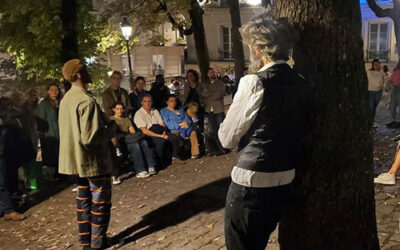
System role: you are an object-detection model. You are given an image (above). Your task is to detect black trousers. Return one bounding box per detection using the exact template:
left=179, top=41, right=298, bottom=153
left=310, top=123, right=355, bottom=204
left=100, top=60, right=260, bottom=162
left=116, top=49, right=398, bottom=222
left=0, top=157, right=14, bottom=216
left=150, top=133, right=182, bottom=160
left=224, top=182, right=292, bottom=250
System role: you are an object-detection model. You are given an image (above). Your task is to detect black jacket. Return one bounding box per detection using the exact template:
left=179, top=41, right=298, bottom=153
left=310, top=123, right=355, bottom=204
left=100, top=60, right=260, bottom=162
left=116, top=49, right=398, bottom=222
left=237, top=64, right=309, bottom=173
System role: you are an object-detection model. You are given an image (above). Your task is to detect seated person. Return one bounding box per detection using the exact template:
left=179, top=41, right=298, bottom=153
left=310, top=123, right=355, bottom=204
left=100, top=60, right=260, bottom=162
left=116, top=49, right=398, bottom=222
left=112, top=102, right=157, bottom=179
left=134, top=94, right=183, bottom=162
left=161, top=95, right=200, bottom=159
left=186, top=101, right=200, bottom=129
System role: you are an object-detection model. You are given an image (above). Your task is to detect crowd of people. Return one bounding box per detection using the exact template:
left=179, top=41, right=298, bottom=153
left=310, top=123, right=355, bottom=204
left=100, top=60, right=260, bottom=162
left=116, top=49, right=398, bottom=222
left=368, top=59, right=400, bottom=186
left=0, top=62, right=234, bottom=222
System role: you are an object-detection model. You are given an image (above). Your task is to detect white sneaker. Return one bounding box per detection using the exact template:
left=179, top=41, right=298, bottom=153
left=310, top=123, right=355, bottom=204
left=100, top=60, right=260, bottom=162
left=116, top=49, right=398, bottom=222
left=112, top=176, right=122, bottom=185
left=136, top=171, right=150, bottom=178
left=72, top=186, right=78, bottom=192
left=374, top=172, right=396, bottom=185
left=148, top=167, right=157, bottom=176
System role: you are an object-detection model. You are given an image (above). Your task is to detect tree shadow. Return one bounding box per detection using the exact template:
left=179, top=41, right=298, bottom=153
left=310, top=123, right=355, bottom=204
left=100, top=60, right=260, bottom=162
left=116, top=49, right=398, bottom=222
left=112, top=177, right=230, bottom=247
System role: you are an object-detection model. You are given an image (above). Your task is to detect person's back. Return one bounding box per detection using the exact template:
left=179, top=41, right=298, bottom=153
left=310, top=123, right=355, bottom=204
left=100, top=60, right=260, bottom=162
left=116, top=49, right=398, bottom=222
left=238, top=64, right=309, bottom=173
left=59, top=85, right=112, bottom=177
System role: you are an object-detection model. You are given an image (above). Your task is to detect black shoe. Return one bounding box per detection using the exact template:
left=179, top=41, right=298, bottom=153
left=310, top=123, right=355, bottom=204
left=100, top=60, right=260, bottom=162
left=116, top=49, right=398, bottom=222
left=101, top=237, right=120, bottom=249
left=386, top=121, right=397, bottom=128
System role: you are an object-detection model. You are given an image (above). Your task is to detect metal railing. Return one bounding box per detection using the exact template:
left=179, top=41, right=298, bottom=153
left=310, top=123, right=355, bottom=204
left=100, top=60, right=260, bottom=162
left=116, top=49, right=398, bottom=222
left=365, top=50, right=390, bottom=62
left=218, top=49, right=233, bottom=61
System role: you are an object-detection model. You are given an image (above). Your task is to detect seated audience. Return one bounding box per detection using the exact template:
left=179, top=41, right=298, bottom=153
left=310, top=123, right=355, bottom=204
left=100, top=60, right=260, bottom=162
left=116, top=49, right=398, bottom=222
left=134, top=94, right=183, bottom=163
left=161, top=95, right=200, bottom=159
left=113, top=102, right=157, bottom=180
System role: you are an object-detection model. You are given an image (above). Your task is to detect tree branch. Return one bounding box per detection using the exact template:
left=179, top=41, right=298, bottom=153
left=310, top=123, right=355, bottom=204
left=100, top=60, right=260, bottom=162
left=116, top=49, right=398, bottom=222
left=366, top=0, right=395, bottom=18
left=154, top=0, right=193, bottom=36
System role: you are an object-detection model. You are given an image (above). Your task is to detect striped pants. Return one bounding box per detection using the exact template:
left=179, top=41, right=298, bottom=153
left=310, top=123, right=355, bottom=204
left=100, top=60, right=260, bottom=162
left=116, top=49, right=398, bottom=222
left=76, top=176, right=112, bottom=249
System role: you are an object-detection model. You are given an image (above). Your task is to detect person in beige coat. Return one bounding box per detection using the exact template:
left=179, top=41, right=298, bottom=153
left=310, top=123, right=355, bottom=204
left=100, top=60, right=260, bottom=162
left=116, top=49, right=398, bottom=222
left=59, top=59, right=117, bottom=250
left=202, top=68, right=226, bottom=156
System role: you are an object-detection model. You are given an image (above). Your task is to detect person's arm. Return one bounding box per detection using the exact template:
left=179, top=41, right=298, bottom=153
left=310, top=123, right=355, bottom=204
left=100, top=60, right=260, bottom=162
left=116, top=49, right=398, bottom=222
left=218, top=75, right=264, bottom=149
left=36, top=101, right=48, bottom=134
left=101, top=91, right=113, bottom=117
left=181, top=108, right=192, bottom=127
left=78, top=100, right=106, bottom=149
left=160, top=109, right=179, bottom=130
left=126, top=119, right=136, bottom=134
left=139, top=127, right=167, bottom=139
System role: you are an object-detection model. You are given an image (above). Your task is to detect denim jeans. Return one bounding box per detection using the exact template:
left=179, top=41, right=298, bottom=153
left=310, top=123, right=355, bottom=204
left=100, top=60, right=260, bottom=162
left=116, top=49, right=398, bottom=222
left=127, top=140, right=156, bottom=173
left=0, top=157, right=14, bottom=216
left=390, top=87, right=400, bottom=121
left=369, top=90, right=382, bottom=120
left=205, top=112, right=225, bottom=154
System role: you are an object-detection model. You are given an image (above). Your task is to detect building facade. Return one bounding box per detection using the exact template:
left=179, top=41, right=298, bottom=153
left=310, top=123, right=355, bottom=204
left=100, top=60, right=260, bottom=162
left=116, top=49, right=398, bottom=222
left=360, top=0, right=397, bottom=68
left=186, top=0, right=264, bottom=73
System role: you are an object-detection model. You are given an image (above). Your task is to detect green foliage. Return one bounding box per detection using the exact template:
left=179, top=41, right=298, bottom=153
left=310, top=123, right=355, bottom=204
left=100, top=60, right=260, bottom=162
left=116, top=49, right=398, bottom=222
left=87, top=62, right=111, bottom=97
left=0, top=0, right=99, bottom=82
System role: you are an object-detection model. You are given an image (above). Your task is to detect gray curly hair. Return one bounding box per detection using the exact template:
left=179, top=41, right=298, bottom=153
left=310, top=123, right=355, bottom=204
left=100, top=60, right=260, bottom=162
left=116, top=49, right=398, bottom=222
left=240, top=12, right=298, bottom=62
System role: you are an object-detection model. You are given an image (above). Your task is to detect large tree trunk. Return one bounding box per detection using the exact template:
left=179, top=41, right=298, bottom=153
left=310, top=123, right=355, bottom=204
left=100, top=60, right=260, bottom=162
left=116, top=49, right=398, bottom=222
left=189, top=0, right=210, bottom=82
left=271, top=1, right=379, bottom=249
left=60, top=0, right=79, bottom=91
left=228, top=0, right=246, bottom=93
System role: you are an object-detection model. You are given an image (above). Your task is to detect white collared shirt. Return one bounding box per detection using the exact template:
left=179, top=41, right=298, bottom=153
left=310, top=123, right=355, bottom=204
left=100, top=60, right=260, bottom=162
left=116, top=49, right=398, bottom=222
left=218, top=60, right=287, bottom=149
left=134, top=107, right=164, bottom=129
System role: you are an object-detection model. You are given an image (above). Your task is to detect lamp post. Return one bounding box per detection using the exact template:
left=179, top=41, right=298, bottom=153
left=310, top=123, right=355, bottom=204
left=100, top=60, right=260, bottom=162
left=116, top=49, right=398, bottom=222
left=120, top=17, right=133, bottom=79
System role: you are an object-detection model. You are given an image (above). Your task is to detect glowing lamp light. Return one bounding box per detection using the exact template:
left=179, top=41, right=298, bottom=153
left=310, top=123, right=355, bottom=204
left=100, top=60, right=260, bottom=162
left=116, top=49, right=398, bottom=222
left=244, top=0, right=262, bottom=5
left=120, top=17, right=132, bottom=40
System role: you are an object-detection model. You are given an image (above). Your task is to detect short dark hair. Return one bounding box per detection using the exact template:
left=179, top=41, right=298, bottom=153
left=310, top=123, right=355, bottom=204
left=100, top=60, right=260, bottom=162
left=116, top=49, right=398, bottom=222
left=165, top=94, right=177, bottom=102
left=135, top=76, right=145, bottom=83
left=112, top=101, right=125, bottom=109
left=141, top=94, right=153, bottom=102
left=111, top=71, right=122, bottom=78
left=69, top=65, right=91, bottom=84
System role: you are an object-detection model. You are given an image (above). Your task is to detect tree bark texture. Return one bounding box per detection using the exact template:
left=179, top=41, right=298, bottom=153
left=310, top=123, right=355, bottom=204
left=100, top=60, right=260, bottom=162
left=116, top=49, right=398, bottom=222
left=189, top=0, right=210, bottom=82
left=60, top=0, right=79, bottom=91
left=228, top=0, right=246, bottom=89
left=272, top=1, right=379, bottom=249
left=367, top=0, right=400, bottom=61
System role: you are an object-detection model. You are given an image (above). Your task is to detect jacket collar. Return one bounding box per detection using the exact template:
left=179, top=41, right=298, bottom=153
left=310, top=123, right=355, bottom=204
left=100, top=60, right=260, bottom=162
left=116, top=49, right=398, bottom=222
left=257, top=60, right=287, bottom=73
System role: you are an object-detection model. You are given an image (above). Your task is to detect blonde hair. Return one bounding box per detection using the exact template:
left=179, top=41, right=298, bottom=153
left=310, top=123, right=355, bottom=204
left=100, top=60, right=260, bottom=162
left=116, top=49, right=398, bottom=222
left=240, top=12, right=298, bottom=62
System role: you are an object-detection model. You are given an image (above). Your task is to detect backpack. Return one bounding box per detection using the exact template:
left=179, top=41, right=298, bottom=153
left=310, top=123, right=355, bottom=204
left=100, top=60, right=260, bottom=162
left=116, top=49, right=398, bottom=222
left=391, top=68, right=400, bottom=86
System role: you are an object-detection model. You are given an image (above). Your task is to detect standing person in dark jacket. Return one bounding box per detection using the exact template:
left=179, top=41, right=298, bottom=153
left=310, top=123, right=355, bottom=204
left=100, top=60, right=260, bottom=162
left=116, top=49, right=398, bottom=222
left=101, top=71, right=131, bottom=117
left=150, top=74, right=170, bottom=110
left=36, top=84, right=62, bottom=180
left=0, top=94, right=27, bottom=220
left=219, top=13, right=309, bottom=250
left=128, top=76, right=149, bottom=116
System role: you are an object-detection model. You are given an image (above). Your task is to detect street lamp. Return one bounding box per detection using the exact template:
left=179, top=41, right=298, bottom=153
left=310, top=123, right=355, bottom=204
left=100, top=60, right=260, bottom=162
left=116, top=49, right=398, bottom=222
left=120, top=17, right=133, bottom=79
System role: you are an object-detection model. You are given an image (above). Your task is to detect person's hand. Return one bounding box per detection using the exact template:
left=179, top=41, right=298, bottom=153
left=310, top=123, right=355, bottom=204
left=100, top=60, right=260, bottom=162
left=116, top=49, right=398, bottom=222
left=179, top=121, right=189, bottom=129
left=160, top=131, right=168, bottom=140
left=111, top=137, right=118, bottom=147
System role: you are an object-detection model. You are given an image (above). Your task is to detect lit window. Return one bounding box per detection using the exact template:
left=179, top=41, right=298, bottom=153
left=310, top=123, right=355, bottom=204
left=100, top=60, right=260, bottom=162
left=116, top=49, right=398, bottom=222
left=221, top=26, right=233, bottom=60
left=367, top=22, right=390, bottom=61
left=240, top=0, right=262, bottom=6
left=152, top=55, right=165, bottom=76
